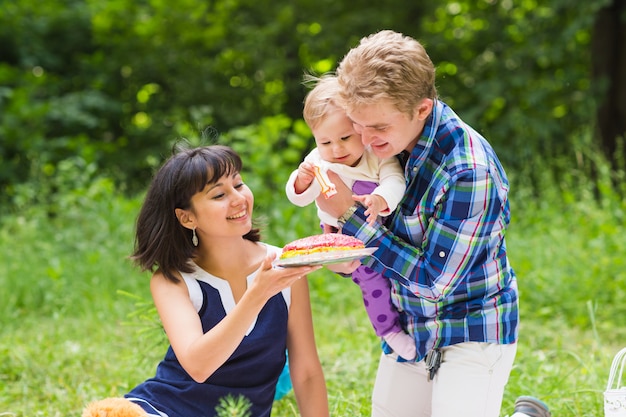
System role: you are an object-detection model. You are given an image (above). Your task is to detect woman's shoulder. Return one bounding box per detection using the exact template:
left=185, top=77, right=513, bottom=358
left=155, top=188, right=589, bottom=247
left=260, top=242, right=281, bottom=257
left=150, top=268, right=186, bottom=288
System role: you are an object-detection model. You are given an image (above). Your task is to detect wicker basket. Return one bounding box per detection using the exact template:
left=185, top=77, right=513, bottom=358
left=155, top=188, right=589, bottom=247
left=605, top=347, right=626, bottom=417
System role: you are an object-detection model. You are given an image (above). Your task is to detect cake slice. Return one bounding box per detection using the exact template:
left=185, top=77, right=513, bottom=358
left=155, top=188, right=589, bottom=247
left=280, top=233, right=365, bottom=259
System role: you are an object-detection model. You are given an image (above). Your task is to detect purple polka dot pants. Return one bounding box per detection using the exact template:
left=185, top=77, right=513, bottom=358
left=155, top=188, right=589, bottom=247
left=351, top=265, right=402, bottom=337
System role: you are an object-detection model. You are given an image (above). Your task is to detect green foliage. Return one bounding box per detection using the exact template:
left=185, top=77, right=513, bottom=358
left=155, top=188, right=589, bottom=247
left=507, top=146, right=626, bottom=334
left=0, top=172, right=143, bottom=323
left=421, top=0, right=611, bottom=172
left=2, top=0, right=619, bottom=209
left=215, top=394, right=253, bottom=417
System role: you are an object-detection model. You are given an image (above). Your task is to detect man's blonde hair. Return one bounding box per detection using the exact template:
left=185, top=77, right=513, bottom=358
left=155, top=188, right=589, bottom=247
left=302, top=74, right=341, bottom=130
left=337, top=30, right=437, bottom=118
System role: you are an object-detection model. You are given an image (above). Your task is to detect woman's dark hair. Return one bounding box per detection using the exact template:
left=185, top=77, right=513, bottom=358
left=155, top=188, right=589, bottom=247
left=131, top=143, right=261, bottom=282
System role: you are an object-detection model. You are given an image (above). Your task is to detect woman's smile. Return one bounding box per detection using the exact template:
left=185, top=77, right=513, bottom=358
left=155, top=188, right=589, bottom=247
left=227, top=208, right=248, bottom=220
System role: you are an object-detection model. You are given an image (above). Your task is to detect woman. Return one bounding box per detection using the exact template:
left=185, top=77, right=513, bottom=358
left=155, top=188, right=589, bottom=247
left=86, top=143, right=328, bottom=417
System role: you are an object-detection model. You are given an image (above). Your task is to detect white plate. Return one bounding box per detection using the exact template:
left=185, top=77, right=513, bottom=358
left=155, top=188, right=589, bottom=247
left=274, top=247, right=377, bottom=267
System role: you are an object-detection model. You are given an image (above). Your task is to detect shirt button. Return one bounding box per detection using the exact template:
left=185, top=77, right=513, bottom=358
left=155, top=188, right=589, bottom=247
left=439, top=251, right=446, bottom=258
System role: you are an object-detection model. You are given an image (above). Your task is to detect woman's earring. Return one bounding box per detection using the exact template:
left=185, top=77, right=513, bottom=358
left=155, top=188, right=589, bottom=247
left=192, top=227, right=199, bottom=247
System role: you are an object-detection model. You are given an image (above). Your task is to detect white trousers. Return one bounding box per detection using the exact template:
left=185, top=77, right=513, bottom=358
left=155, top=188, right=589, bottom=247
left=371, top=342, right=517, bottom=417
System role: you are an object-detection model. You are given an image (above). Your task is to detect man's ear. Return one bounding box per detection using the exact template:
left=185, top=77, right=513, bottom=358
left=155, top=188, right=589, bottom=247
left=175, top=208, right=195, bottom=230
left=415, top=98, right=434, bottom=121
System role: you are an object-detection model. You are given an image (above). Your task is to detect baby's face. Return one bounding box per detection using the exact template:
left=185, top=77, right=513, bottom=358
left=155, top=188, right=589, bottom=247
left=313, top=111, right=365, bottom=167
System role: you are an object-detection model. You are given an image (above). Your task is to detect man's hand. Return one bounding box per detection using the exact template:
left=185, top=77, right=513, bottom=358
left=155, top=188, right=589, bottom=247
left=315, top=170, right=355, bottom=218
left=325, top=259, right=361, bottom=275
left=320, top=223, right=339, bottom=234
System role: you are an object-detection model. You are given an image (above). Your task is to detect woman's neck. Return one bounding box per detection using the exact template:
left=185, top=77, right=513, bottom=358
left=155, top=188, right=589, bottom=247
left=193, top=238, right=265, bottom=280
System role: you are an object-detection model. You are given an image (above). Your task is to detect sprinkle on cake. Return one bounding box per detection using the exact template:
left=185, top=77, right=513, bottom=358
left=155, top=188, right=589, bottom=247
left=280, top=233, right=365, bottom=259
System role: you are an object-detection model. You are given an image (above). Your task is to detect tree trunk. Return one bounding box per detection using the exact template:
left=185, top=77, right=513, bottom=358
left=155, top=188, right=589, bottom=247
left=591, top=0, right=626, bottom=162
left=592, top=0, right=626, bottom=165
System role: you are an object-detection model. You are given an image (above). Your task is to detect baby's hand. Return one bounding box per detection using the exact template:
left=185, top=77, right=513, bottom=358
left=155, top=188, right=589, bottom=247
left=354, top=194, right=388, bottom=225
left=294, top=162, right=316, bottom=194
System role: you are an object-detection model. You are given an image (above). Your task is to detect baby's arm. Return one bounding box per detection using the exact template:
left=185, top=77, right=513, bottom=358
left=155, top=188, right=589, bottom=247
left=370, top=157, right=406, bottom=213
left=285, top=162, right=324, bottom=207
left=352, top=156, right=405, bottom=225
left=294, top=161, right=316, bottom=194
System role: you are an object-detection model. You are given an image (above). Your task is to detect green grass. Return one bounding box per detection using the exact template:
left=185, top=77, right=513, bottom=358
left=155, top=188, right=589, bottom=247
left=1, top=163, right=624, bottom=416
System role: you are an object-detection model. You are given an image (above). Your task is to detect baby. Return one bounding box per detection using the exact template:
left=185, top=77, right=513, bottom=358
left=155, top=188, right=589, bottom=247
left=285, top=74, right=416, bottom=360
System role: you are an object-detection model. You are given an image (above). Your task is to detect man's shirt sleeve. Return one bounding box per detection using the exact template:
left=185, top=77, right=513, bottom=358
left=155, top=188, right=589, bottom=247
left=342, top=167, right=507, bottom=302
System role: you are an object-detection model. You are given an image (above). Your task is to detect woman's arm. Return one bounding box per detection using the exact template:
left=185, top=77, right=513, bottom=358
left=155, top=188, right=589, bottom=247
left=152, top=256, right=319, bottom=383
left=286, top=276, right=329, bottom=417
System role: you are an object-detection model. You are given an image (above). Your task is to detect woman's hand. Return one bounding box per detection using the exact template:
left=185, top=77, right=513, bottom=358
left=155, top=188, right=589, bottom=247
left=251, top=253, right=321, bottom=301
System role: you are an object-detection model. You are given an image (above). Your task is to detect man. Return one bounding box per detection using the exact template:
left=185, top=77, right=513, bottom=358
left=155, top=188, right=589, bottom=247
left=316, top=30, right=520, bottom=417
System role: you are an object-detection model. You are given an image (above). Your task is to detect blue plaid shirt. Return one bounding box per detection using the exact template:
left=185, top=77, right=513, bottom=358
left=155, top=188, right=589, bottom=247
left=341, top=100, right=519, bottom=362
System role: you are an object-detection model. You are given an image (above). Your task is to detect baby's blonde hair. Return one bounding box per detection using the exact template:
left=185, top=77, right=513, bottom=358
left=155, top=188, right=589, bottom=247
left=302, top=73, right=342, bottom=130
left=337, top=30, right=437, bottom=118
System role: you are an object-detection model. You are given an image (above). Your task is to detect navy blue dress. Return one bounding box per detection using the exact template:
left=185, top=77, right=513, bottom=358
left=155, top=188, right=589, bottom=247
left=126, top=245, right=290, bottom=417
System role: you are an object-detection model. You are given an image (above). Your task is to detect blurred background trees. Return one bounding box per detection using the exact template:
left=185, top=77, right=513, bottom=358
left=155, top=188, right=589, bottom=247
left=0, top=0, right=624, bottom=208
left=1, top=5, right=625, bottom=413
